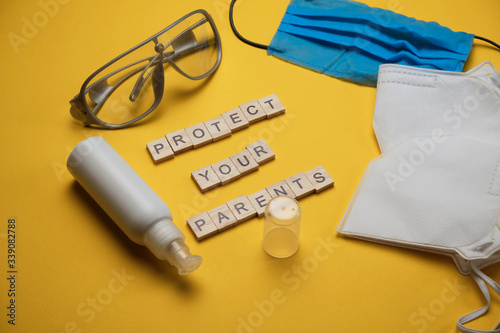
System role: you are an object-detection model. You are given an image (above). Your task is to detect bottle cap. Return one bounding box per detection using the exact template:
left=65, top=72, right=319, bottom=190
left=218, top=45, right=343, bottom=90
left=262, top=196, right=302, bottom=258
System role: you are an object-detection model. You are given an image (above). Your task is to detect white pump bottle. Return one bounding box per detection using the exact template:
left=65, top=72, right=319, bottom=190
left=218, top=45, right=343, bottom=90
left=67, top=137, right=202, bottom=275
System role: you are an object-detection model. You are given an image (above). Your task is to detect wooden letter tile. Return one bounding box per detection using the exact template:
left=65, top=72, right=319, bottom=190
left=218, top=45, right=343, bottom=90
left=226, top=195, right=257, bottom=223
left=186, top=212, right=218, bottom=241
left=246, top=139, right=275, bottom=165
left=229, top=150, right=259, bottom=176
left=146, top=137, right=174, bottom=163
left=305, top=165, right=334, bottom=192
left=239, top=99, right=267, bottom=124
left=258, top=94, right=286, bottom=118
left=204, top=116, right=232, bottom=141
left=165, top=129, right=193, bottom=154
left=207, top=204, right=238, bottom=231
left=248, top=189, right=273, bottom=217
left=185, top=122, right=213, bottom=148
left=191, top=165, right=221, bottom=192
left=212, top=158, right=241, bottom=185
left=285, top=172, right=315, bottom=200
left=221, top=108, right=249, bottom=132
left=266, top=180, right=296, bottom=199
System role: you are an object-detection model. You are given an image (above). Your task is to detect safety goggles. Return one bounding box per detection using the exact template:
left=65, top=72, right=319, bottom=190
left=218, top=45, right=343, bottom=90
left=70, top=9, right=222, bottom=129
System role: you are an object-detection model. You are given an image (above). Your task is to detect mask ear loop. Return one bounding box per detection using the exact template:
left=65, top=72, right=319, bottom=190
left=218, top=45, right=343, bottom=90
left=457, top=262, right=500, bottom=333
left=474, top=36, right=500, bottom=51
left=229, top=0, right=269, bottom=50
left=228, top=0, right=500, bottom=54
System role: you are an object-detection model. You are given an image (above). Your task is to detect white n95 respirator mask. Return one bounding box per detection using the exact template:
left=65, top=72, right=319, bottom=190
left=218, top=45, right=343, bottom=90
left=337, top=62, right=500, bottom=333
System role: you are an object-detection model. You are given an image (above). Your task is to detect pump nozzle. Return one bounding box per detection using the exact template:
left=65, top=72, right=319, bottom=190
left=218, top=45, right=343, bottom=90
left=144, top=220, right=202, bottom=275
left=165, top=239, right=203, bottom=275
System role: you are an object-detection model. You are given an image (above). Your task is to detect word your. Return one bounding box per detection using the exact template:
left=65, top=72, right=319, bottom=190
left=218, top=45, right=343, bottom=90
left=146, top=94, right=285, bottom=163
left=192, top=139, right=275, bottom=192
left=177, top=113, right=297, bottom=221
left=187, top=166, right=334, bottom=240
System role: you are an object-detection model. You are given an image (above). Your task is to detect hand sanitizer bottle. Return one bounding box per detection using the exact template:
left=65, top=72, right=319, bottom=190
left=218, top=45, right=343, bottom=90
left=67, top=137, right=202, bottom=275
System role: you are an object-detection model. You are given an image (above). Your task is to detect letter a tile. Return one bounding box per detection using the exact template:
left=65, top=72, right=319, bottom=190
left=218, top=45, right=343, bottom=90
left=207, top=204, right=238, bottom=231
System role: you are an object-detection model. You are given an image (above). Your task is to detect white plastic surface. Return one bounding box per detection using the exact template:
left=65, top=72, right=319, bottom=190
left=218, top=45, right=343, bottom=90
left=67, top=137, right=201, bottom=275
left=338, top=62, right=500, bottom=272
left=337, top=62, right=500, bottom=331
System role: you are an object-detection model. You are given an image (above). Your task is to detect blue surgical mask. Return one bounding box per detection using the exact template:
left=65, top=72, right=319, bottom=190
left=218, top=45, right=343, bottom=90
left=229, top=0, right=499, bottom=86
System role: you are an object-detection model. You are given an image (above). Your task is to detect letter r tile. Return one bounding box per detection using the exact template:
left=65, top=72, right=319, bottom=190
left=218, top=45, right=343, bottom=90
left=226, top=195, right=257, bottom=223
left=246, top=139, right=275, bottom=165
left=165, top=129, right=193, bottom=154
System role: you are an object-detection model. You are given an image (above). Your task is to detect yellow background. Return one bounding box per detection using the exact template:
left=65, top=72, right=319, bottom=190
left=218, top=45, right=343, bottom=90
left=1, top=0, right=500, bottom=332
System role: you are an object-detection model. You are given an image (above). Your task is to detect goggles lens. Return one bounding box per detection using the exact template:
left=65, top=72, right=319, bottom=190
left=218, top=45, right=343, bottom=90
left=169, top=12, right=219, bottom=78
left=78, top=11, right=220, bottom=127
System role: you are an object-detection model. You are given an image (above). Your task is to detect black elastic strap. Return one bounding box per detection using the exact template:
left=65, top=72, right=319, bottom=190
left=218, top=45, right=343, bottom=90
left=229, top=2, right=500, bottom=53
left=229, top=0, right=269, bottom=50
left=474, top=35, right=500, bottom=51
